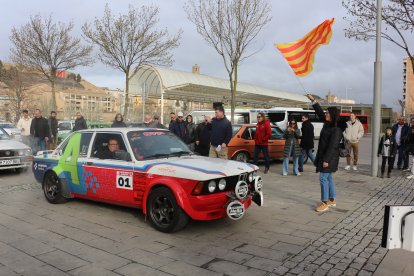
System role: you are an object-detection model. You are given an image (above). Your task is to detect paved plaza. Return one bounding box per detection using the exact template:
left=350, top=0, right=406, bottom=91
left=0, top=137, right=413, bottom=275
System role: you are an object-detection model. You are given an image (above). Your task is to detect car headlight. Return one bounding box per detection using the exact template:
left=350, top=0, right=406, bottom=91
left=248, top=173, right=254, bottom=182
left=23, top=148, right=32, bottom=156
left=18, top=150, right=24, bottom=156
left=218, top=179, right=226, bottom=191
left=208, top=180, right=216, bottom=193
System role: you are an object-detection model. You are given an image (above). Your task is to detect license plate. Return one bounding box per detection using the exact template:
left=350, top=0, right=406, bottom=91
left=0, top=159, right=20, bottom=165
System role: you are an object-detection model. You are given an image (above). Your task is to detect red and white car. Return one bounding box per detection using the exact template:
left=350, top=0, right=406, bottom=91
left=33, top=128, right=263, bottom=232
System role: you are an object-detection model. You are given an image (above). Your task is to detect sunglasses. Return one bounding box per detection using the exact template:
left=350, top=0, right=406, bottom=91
left=257, top=116, right=262, bottom=119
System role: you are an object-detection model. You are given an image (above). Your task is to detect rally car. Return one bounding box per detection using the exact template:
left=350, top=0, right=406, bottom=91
left=33, top=128, right=263, bottom=232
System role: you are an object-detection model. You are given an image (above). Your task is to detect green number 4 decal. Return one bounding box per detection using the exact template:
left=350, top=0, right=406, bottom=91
left=53, top=133, right=81, bottom=185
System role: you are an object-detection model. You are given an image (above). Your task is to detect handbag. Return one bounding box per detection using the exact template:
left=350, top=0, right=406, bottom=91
left=339, top=139, right=349, bottom=158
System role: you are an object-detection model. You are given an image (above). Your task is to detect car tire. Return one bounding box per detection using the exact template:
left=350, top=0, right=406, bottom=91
left=42, top=171, right=67, bottom=204
left=233, top=152, right=249, bottom=163
left=146, top=187, right=189, bottom=233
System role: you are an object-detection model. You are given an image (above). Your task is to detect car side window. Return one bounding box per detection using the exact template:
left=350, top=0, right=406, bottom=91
left=91, top=133, right=127, bottom=159
left=241, top=127, right=255, bottom=140
left=270, top=127, right=284, bottom=140
left=80, top=133, right=93, bottom=157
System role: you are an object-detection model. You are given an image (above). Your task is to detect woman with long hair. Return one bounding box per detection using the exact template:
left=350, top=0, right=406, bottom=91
left=306, top=94, right=342, bottom=212
left=282, top=118, right=301, bottom=176
left=111, top=113, right=126, bottom=128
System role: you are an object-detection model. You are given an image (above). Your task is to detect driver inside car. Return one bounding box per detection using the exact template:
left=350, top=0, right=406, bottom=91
left=96, top=138, right=119, bottom=159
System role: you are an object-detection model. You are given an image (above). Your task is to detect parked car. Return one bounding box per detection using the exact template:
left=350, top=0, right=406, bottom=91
left=0, top=122, right=22, bottom=141
left=32, top=128, right=263, bottom=232
left=57, top=120, right=74, bottom=144
left=0, top=127, right=32, bottom=173
left=228, top=124, right=309, bottom=164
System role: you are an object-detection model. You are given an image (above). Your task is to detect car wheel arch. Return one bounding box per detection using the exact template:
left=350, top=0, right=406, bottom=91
left=142, top=181, right=187, bottom=216
left=232, top=150, right=250, bottom=161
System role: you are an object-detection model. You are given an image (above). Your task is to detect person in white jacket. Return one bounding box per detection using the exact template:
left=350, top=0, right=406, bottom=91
left=16, top=109, right=32, bottom=147
left=343, top=113, right=364, bottom=171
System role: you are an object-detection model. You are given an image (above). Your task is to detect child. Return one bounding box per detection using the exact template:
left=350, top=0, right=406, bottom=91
left=378, top=127, right=397, bottom=178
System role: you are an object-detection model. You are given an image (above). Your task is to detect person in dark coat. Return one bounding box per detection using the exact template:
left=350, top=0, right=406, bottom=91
left=306, top=94, right=342, bottom=213
left=253, top=112, right=272, bottom=173
left=168, top=112, right=177, bottom=131
left=403, top=117, right=414, bottom=171
left=392, top=116, right=409, bottom=170
left=208, top=106, right=233, bottom=159
left=171, top=112, right=187, bottom=141
left=282, top=118, right=301, bottom=176
left=148, top=115, right=166, bottom=129
left=378, top=127, right=397, bottom=178
left=48, top=111, right=58, bottom=150
left=111, top=113, right=127, bottom=128
left=185, top=115, right=197, bottom=151
left=96, top=138, right=119, bottom=159
left=195, top=116, right=212, bottom=156
left=30, top=109, right=50, bottom=154
left=298, top=114, right=315, bottom=172
left=73, top=112, right=88, bottom=131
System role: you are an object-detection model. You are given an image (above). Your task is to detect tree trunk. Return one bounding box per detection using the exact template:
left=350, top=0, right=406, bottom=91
left=50, top=71, right=57, bottom=112
left=229, top=72, right=234, bottom=123
left=230, top=63, right=238, bottom=124
left=124, top=72, right=130, bottom=120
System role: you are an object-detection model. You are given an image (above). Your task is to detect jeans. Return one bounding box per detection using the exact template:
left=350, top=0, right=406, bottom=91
left=253, top=145, right=270, bottom=169
left=33, top=137, right=47, bottom=154
left=320, top=172, right=336, bottom=202
left=283, top=142, right=299, bottom=175
left=298, top=148, right=315, bottom=171
left=396, top=144, right=405, bottom=169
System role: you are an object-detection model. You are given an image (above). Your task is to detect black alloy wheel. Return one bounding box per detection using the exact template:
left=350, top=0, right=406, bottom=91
left=42, top=172, right=67, bottom=204
left=147, top=187, right=189, bottom=233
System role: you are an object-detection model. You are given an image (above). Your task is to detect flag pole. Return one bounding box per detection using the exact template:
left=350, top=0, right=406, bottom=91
left=371, top=0, right=382, bottom=177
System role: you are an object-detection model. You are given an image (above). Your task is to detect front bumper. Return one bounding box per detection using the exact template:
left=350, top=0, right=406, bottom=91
left=0, top=156, right=33, bottom=171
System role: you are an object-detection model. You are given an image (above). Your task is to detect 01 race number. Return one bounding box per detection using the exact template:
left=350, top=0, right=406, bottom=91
left=116, top=171, right=133, bottom=190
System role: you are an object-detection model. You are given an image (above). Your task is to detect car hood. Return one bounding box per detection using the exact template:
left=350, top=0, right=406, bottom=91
left=0, top=139, right=29, bottom=150
left=143, top=155, right=258, bottom=181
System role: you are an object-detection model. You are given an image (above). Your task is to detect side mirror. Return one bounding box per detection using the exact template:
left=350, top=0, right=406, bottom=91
left=114, top=150, right=132, bottom=161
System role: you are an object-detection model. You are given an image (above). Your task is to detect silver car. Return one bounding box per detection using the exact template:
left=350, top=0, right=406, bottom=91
left=0, top=127, right=32, bottom=173
left=0, top=122, right=22, bottom=141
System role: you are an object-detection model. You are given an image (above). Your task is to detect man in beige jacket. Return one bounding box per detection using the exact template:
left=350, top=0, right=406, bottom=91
left=343, top=113, right=364, bottom=171
left=16, top=109, right=32, bottom=147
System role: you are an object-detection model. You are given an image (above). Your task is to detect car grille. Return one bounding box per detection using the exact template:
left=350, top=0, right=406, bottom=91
left=0, top=150, right=16, bottom=158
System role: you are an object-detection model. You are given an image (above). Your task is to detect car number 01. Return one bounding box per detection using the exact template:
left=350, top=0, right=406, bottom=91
left=116, top=171, right=133, bottom=190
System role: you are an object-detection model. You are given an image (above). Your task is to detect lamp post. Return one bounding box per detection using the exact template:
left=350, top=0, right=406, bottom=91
left=345, top=87, right=352, bottom=101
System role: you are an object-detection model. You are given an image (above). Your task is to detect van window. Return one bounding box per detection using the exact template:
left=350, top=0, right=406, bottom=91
left=58, top=122, right=72, bottom=131
left=267, top=112, right=286, bottom=124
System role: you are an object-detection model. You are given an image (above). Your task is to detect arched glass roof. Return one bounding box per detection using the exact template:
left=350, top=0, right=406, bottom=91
left=129, top=64, right=308, bottom=108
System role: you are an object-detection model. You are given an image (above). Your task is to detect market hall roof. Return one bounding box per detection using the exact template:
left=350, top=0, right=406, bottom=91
left=129, top=64, right=308, bottom=108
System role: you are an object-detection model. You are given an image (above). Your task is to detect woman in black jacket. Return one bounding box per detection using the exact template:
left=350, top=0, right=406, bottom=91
left=306, top=94, right=342, bottom=212
left=378, top=127, right=397, bottom=178
left=111, top=113, right=127, bottom=128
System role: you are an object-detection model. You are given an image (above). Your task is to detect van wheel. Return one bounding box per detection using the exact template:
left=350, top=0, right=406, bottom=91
left=147, top=187, right=189, bottom=233
left=42, top=172, right=67, bottom=204
left=234, top=152, right=249, bottom=163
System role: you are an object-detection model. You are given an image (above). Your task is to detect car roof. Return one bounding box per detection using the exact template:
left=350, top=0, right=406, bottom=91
left=78, top=127, right=169, bottom=133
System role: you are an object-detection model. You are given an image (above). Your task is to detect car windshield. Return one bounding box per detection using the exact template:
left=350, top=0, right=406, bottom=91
left=0, top=128, right=10, bottom=140
left=127, top=130, right=192, bottom=160
left=58, top=122, right=72, bottom=131
left=0, top=123, right=15, bottom=128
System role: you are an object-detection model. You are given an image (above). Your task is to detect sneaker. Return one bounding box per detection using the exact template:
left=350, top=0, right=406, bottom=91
left=327, top=199, right=336, bottom=207
left=315, top=202, right=329, bottom=212
left=352, top=166, right=358, bottom=171
left=296, top=173, right=301, bottom=176
left=403, top=168, right=410, bottom=172
left=282, top=173, right=287, bottom=176
left=407, top=174, right=414, bottom=179
left=344, top=165, right=351, bottom=171
left=264, top=168, right=269, bottom=174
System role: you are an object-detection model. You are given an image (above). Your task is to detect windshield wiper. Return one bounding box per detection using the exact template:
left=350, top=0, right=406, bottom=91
left=168, top=151, right=193, bottom=157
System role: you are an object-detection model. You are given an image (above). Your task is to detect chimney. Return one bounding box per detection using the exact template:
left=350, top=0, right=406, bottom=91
left=192, top=64, right=200, bottom=74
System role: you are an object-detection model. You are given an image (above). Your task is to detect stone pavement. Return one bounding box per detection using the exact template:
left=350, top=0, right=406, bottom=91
left=0, top=137, right=411, bottom=275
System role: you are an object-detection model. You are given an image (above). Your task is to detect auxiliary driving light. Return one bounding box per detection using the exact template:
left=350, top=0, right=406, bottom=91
left=218, top=179, right=226, bottom=191
left=207, top=180, right=216, bottom=193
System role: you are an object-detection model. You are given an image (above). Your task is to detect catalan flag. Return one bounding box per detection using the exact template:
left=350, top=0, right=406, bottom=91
left=275, top=18, right=334, bottom=77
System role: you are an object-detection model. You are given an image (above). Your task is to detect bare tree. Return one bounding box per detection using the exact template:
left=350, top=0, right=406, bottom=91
left=185, top=0, right=271, bottom=122
left=10, top=14, right=93, bottom=111
left=343, top=0, right=414, bottom=72
left=82, top=4, right=182, bottom=119
left=0, top=63, right=37, bottom=121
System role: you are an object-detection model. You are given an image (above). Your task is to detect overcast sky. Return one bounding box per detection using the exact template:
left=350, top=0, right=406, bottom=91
left=0, top=0, right=411, bottom=111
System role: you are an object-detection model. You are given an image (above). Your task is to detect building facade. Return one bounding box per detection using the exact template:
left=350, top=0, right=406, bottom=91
left=404, top=57, right=414, bottom=117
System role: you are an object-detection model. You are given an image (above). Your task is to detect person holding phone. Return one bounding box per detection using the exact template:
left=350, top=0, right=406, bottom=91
left=282, top=118, right=302, bottom=176
left=306, top=94, right=342, bottom=212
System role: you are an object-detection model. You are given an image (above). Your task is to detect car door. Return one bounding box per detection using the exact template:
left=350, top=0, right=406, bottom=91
left=242, top=127, right=256, bottom=158
left=82, top=132, right=136, bottom=206
left=268, top=127, right=285, bottom=159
